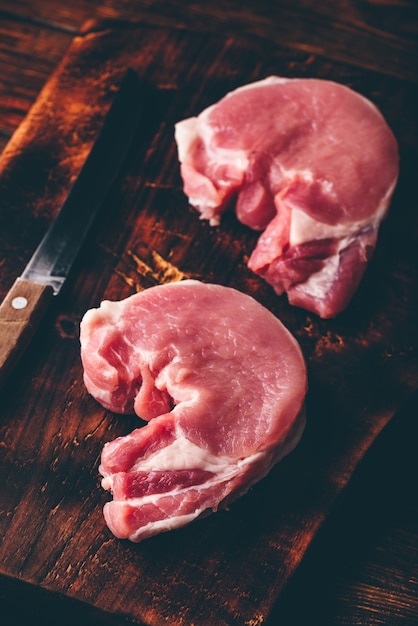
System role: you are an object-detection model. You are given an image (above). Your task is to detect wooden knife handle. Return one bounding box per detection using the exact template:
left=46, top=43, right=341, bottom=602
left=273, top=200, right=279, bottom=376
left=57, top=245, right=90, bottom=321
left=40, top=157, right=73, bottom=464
left=0, top=278, right=54, bottom=388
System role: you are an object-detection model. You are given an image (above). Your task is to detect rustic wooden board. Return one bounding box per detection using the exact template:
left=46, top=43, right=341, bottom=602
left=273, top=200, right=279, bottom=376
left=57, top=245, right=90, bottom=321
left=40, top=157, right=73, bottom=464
left=0, top=12, right=73, bottom=151
left=3, top=0, right=417, bottom=82
left=0, top=20, right=417, bottom=626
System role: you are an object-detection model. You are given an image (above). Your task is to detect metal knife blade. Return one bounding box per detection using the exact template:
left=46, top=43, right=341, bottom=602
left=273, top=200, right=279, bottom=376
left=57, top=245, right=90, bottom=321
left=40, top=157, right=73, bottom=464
left=0, top=68, right=143, bottom=387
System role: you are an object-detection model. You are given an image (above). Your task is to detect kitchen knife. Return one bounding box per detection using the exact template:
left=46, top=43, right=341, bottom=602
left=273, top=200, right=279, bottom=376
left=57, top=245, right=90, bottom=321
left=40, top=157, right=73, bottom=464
left=0, top=68, right=143, bottom=387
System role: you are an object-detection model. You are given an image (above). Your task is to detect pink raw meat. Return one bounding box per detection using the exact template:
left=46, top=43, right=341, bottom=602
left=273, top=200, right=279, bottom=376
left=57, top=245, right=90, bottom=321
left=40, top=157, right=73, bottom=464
left=175, top=77, right=399, bottom=318
left=80, top=280, right=307, bottom=542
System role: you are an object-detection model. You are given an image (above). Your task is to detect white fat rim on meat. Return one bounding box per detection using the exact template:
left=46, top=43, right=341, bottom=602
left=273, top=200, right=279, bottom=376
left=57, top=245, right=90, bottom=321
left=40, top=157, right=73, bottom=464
left=286, top=177, right=397, bottom=300
left=288, top=178, right=396, bottom=247
left=175, top=116, right=200, bottom=163
left=133, top=434, right=234, bottom=472
left=102, top=409, right=307, bottom=497
left=174, top=104, right=248, bottom=167
left=128, top=511, right=205, bottom=542
left=101, top=434, right=267, bottom=493
left=175, top=113, right=249, bottom=225
left=104, top=407, right=307, bottom=542
left=299, top=252, right=341, bottom=298
left=294, top=232, right=372, bottom=300
left=175, top=115, right=249, bottom=175
left=114, top=449, right=267, bottom=504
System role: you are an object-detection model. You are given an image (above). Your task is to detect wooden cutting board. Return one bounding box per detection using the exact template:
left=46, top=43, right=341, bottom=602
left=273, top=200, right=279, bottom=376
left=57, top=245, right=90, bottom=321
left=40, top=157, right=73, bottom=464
left=0, top=19, right=417, bottom=626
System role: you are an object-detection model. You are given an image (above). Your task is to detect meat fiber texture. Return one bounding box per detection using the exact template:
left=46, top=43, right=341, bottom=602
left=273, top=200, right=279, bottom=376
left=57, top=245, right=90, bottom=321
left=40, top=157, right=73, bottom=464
left=175, top=77, right=399, bottom=318
left=80, top=281, right=307, bottom=542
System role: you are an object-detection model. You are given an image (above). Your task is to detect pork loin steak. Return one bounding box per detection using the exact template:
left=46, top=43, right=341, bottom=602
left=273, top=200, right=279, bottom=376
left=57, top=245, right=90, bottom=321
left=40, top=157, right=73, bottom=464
left=175, top=77, right=399, bottom=318
left=80, top=280, right=307, bottom=542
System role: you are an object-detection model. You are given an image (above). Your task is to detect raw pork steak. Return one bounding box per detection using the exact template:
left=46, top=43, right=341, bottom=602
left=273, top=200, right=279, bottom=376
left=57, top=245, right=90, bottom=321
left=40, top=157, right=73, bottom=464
left=175, top=77, right=399, bottom=318
left=80, top=280, right=307, bottom=542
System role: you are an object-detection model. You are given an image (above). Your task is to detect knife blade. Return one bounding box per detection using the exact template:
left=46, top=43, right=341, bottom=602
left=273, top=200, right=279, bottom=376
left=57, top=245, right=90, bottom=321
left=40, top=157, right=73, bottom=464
left=0, top=68, right=143, bottom=387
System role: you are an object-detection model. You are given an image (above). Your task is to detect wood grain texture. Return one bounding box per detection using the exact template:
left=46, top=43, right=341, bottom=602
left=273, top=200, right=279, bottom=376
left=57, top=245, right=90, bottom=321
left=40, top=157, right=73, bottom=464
left=0, top=19, right=417, bottom=626
left=1, top=0, right=417, bottom=81
left=0, top=278, right=54, bottom=388
left=0, top=11, right=72, bottom=149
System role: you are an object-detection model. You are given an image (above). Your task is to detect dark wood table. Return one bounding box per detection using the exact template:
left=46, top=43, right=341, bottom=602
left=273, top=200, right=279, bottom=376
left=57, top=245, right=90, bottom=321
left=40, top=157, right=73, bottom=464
left=0, top=2, right=417, bottom=625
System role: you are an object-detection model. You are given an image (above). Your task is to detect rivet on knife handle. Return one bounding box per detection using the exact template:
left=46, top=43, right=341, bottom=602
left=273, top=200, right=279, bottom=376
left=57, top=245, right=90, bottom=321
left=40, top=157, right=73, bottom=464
left=0, top=278, right=54, bottom=387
